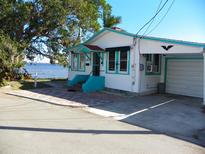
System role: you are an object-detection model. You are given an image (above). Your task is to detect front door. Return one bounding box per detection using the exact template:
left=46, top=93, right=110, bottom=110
left=92, top=52, right=100, bottom=76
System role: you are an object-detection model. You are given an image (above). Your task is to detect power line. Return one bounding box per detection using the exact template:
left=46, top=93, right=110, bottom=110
left=145, top=0, right=175, bottom=36
left=135, top=0, right=169, bottom=37
left=141, top=0, right=163, bottom=37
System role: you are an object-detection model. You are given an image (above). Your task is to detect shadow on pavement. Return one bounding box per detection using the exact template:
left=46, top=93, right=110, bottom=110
left=0, top=125, right=158, bottom=135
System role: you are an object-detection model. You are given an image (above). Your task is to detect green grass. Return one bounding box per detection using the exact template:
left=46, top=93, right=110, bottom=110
left=10, top=79, right=52, bottom=90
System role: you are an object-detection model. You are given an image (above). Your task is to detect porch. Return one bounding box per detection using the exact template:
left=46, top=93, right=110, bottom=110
left=66, top=44, right=106, bottom=92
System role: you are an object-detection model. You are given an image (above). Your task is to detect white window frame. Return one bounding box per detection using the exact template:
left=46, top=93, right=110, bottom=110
left=107, top=51, right=117, bottom=73
left=118, top=50, right=129, bottom=74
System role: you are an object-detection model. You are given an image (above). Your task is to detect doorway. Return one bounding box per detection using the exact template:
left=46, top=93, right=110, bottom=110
left=92, top=52, right=100, bottom=76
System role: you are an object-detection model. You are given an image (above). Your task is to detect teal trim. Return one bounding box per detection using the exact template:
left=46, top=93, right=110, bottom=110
left=84, top=28, right=205, bottom=48
left=82, top=76, right=105, bottom=93
left=164, top=57, right=203, bottom=85
left=145, top=55, right=161, bottom=76
left=164, top=58, right=168, bottom=85
left=128, top=50, right=130, bottom=75
left=116, top=51, right=119, bottom=74
left=67, top=75, right=90, bottom=87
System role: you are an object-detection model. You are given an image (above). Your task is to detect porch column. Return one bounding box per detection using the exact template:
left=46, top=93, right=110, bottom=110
left=203, top=51, right=205, bottom=105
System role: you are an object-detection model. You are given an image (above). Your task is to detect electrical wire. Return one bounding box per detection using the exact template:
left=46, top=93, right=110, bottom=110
left=133, top=0, right=169, bottom=46
left=145, top=0, right=175, bottom=36
left=141, top=0, right=163, bottom=37
left=135, top=0, right=169, bottom=37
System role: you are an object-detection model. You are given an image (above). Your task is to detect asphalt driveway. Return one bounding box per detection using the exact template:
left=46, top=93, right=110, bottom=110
left=0, top=90, right=205, bottom=154
left=90, top=94, right=205, bottom=146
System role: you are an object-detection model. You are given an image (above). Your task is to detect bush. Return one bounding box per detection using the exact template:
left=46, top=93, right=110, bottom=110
left=0, top=78, right=9, bottom=87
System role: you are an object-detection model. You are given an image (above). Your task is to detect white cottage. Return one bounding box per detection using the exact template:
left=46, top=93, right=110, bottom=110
left=66, top=27, right=205, bottom=105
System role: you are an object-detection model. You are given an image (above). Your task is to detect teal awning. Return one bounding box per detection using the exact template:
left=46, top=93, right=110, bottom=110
left=66, top=44, right=104, bottom=53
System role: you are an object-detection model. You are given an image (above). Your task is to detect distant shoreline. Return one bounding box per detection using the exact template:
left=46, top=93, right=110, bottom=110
left=24, top=63, right=68, bottom=79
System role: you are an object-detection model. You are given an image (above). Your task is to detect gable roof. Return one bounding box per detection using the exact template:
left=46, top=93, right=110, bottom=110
left=85, top=27, right=205, bottom=48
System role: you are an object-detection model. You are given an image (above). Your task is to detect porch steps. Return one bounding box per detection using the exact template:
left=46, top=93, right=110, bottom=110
left=67, top=75, right=105, bottom=93
left=82, top=76, right=105, bottom=93
left=67, top=75, right=90, bottom=87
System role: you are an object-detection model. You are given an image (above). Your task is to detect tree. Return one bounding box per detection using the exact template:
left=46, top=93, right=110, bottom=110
left=0, top=0, right=121, bottom=82
left=0, top=0, right=120, bottom=65
left=102, top=3, right=121, bottom=28
left=0, top=31, right=25, bottom=84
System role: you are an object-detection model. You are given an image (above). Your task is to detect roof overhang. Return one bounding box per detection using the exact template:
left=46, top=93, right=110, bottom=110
left=66, top=44, right=104, bottom=53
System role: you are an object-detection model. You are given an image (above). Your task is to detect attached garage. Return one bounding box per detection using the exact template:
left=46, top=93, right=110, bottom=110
left=166, top=58, right=203, bottom=98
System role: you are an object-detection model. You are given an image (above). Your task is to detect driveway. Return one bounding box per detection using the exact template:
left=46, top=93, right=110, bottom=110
left=91, top=94, right=205, bottom=146
left=0, top=90, right=205, bottom=153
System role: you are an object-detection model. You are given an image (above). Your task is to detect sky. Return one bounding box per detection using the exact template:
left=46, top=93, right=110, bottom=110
left=107, top=0, right=205, bottom=43
left=31, top=0, right=205, bottom=63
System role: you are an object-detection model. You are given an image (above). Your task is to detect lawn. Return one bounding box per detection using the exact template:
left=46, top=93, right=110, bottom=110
left=9, top=79, right=52, bottom=90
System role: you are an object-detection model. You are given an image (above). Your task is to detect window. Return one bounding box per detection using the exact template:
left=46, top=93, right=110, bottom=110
left=79, top=53, right=85, bottom=70
left=106, top=47, right=130, bottom=74
left=71, top=53, right=85, bottom=71
left=71, top=53, right=78, bottom=70
left=146, top=54, right=161, bottom=75
left=108, top=51, right=116, bottom=71
left=119, top=50, right=128, bottom=72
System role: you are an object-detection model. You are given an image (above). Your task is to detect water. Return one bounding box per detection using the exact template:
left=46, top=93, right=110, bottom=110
left=24, top=63, right=68, bottom=79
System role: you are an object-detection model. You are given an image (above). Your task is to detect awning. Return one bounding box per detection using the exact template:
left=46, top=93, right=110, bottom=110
left=66, top=44, right=104, bottom=53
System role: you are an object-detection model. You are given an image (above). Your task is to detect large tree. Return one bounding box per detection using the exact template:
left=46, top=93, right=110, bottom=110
left=0, top=0, right=120, bottom=66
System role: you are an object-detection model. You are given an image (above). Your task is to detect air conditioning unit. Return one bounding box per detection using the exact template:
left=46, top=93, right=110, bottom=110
left=147, top=64, right=158, bottom=73
left=146, top=64, right=153, bottom=72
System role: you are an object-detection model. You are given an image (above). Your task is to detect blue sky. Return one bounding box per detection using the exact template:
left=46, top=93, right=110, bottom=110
left=107, top=0, right=205, bottom=43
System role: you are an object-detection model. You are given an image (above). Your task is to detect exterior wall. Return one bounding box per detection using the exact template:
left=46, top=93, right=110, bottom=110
left=139, top=54, right=160, bottom=94
left=99, top=47, right=138, bottom=92
left=90, top=31, right=133, bottom=48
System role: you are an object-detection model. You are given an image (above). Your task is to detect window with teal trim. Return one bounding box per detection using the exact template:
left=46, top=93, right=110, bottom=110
left=71, top=53, right=85, bottom=71
left=106, top=49, right=129, bottom=74
left=146, top=54, right=161, bottom=75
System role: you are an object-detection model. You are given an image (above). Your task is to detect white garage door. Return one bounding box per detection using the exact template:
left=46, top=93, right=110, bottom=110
left=166, top=59, right=203, bottom=98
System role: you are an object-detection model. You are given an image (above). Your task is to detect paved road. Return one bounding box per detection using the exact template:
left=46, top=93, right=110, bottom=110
left=0, top=92, right=204, bottom=154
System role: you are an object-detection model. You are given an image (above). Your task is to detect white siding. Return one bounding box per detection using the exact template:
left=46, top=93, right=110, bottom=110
left=90, top=31, right=133, bottom=48
left=139, top=55, right=160, bottom=94
left=166, top=59, right=203, bottom=98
